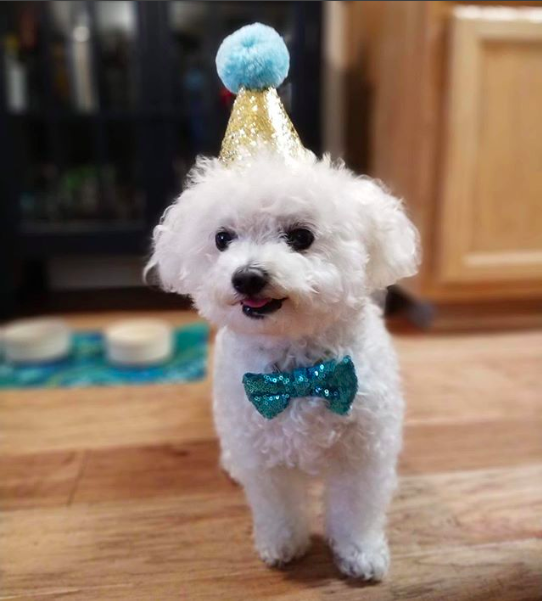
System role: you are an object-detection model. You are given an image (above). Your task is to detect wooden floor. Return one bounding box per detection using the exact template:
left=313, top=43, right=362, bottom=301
left=1, top=311, right=541, bottom=600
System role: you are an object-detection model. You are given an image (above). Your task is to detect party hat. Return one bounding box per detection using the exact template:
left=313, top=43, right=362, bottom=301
left=216, top=23, right=307, bottom=165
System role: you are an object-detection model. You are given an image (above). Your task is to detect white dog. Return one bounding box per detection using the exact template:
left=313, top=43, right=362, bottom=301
left=148, top=151, right=419, bottom=580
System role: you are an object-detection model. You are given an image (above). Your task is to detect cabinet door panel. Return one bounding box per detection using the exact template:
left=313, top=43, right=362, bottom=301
left=439, top=7, right=542, bottom=284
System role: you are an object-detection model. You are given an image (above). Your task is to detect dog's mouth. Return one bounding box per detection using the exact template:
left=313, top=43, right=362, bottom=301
left=240, top=297, right=286, bottom=319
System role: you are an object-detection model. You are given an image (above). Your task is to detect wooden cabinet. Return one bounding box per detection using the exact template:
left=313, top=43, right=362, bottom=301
left=353, top=2, right=542, bottom=310
left=440, top=8, right=542, bottom=286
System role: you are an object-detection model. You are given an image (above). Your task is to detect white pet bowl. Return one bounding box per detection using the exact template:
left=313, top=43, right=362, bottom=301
left=4, top=318, right=72, bottom=363
left=105, top=319, right=173, bottom=367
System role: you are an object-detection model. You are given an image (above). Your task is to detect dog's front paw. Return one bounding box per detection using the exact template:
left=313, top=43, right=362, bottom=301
left=255, top=529, right=310, bottom=567
left=331, top=538, right=390, bottom=581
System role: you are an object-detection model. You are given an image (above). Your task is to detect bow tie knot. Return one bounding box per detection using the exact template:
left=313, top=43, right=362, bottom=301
left=242, top=356, right=358, bottom=419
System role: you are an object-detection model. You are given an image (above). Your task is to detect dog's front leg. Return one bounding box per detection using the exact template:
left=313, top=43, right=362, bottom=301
left=240, top=466, right=310, bottom=566
left=324, top=441, right=398, bottom=580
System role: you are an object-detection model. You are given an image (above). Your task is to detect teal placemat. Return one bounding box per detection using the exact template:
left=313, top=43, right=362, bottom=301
left=0, top=322, right=209, bottom=389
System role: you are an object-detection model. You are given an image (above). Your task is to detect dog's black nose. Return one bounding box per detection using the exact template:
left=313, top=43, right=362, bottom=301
left=232, top=267, right=269, bottom=296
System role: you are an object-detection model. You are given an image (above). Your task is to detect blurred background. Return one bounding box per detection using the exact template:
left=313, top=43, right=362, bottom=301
left=1, top=0, right=541, bottom=328
left=0, top=0, right=320, bottom=318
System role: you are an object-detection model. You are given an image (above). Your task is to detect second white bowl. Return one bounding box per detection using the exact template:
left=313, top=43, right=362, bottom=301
left=105, top=319, right=173, bottom=366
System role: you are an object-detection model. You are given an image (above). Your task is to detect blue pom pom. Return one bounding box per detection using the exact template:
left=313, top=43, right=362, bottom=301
left=216, top=23, right=289, bottom=94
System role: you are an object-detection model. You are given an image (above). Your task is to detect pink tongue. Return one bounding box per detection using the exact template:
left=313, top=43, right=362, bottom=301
left=242, top=298, right=271, bottom=309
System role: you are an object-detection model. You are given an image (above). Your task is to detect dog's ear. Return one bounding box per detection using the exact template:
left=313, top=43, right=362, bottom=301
left=145, top=196, right=192, bottom=295
left=144, top=156, right=226, bottom=295
left=356, top=179, right=420, bottom=290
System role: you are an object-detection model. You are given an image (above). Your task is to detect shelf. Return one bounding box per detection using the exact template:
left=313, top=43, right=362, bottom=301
left=21, top=220, right=145, bottom=235
left=0, top=0, right=322, bottom=293
left=18, top=226, right=150, bottom=256
left=2, top=108, right=193, bottom=121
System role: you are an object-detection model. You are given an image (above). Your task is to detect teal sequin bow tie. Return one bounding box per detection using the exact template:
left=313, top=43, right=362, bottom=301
left=242, top=356, right=358, bottom=419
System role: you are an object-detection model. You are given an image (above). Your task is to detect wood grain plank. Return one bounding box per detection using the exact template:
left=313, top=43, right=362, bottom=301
left=393, top=465, right=542, bottom=550
left=396, top=329, right=542, bottom=359
left=402, top=417, right=542, bottom=474
left=2, top=330, right=541, bottom=455
left=0, top=451, right=84, bottom=510
left=0, top=381, right=215, bottom=454
left=398, top=331, right=542, bottom=423
left=1, top=465, right=541, bottom=599
left=1, top=415, right=540, bottom=510
left=72, top=440, right=233, bottom=504
left=3, top=540, right=542, bottom=600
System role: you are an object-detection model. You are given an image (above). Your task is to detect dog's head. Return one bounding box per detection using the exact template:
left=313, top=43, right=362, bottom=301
left=148, top=154, right=419, bottom=337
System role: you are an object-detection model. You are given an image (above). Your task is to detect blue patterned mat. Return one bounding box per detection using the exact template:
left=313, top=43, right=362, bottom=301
left=0, top=322, right=209, bottom=389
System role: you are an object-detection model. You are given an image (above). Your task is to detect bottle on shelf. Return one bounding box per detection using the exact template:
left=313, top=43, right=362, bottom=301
left=4, top=35, right=28, bottom=113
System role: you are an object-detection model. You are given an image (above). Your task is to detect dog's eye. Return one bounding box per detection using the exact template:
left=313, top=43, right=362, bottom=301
left=285, top=228, right=314, bottom=252
left=215, top=230, right=235, bottom=251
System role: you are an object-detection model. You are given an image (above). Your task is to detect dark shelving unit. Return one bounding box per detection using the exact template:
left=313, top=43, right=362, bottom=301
left=0, top=1, right=322, bottom=317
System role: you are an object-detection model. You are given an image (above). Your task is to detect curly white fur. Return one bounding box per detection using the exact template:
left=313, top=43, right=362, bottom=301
left=148, top=153, right=420, bottom=580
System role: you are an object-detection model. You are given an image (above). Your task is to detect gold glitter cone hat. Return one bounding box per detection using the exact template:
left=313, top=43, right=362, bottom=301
left=215, top=23, right=306, bottom=165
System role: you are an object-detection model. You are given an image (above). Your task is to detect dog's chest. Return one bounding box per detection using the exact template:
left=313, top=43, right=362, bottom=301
left=215, top=327, right=363, bottom=473
left=251, top=398, right=351, bottom=473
